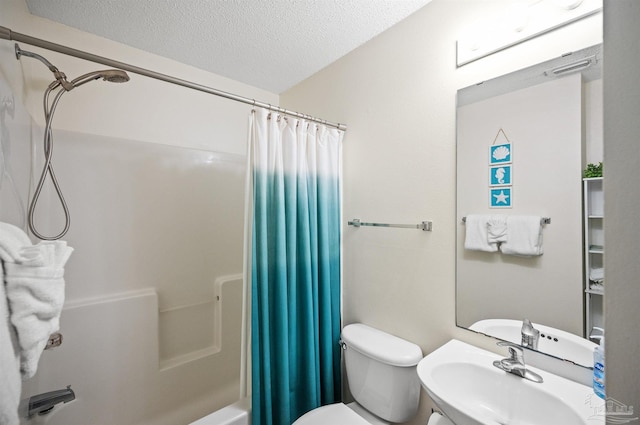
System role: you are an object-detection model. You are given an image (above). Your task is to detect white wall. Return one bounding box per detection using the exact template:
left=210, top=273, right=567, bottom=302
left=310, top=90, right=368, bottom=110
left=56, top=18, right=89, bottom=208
left=282, top=0, right=602, bottom=422
left=603, top=0, right=640, bottom=413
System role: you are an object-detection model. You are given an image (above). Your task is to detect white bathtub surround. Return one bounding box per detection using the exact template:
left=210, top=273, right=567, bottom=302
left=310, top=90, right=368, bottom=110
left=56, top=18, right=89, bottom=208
left=21, top=278, right=243, bottom=425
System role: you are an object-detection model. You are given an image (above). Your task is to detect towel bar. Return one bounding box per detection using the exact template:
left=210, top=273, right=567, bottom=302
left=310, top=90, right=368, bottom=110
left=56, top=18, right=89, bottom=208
left=348, top=219, right=433, bottom=232
left=461, top=216, right=551, bottom=225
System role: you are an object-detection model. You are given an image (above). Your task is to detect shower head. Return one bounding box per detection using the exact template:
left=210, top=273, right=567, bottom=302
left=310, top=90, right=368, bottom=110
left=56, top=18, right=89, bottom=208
left=69, top=69, right=130, bottom=88
left=102, top=70, right=130, bottom=83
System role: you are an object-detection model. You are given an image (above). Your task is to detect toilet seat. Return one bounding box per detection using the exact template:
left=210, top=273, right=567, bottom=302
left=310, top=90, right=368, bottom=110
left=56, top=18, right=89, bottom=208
left=293, top=403, right=370, bottom=425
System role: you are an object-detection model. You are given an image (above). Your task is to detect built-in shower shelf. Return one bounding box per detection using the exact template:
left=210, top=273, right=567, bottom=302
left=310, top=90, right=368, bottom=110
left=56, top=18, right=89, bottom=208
left=159, top=346, right=221, bottom=371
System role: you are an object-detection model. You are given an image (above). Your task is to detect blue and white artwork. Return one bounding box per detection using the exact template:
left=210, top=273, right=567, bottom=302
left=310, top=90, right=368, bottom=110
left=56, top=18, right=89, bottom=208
left=490, top=143, right=512, bottom=165
left=490, top=165, right=512, bottom=186
left=490, top=188, right=512, bottom=208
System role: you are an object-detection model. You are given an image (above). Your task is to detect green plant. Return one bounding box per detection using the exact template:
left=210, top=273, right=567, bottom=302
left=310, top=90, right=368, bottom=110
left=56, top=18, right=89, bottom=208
left=583, top=162, right=603, bottom=178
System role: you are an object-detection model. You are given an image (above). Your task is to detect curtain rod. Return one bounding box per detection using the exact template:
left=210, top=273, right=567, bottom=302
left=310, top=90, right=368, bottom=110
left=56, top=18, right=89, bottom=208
left=0, top=26, right=346, bottom=131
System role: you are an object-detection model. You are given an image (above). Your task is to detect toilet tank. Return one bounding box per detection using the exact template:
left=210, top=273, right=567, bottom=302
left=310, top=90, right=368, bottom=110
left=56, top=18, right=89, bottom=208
left=342, top=324, right=423, bottom=423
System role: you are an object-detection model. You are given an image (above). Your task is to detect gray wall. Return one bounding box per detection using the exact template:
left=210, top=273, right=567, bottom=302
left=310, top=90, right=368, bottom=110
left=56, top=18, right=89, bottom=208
left=604, top=0, right=640, bottom=412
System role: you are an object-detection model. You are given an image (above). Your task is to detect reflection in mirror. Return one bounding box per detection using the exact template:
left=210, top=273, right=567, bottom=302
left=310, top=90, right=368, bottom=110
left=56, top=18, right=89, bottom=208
left=456, top=45, right=602, bottom=368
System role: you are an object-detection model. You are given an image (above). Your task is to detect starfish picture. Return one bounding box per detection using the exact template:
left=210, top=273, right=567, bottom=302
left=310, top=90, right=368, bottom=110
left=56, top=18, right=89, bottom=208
left=490, top=188, right=512, bottom=208
left=493, top=190, right=509, bottom=204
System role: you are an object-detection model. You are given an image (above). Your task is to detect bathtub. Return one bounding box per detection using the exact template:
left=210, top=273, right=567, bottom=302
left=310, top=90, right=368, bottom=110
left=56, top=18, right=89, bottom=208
left=190, top=398, right=250, bottom=425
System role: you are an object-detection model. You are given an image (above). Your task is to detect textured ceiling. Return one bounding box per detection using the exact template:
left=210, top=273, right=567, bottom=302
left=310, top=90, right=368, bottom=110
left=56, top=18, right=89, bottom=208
left=24, top=0, right=432, bottom=93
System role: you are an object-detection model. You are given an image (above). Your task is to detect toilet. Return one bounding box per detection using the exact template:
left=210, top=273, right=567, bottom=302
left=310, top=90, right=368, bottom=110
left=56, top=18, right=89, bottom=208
left=293, top=323, right=423, bottom=425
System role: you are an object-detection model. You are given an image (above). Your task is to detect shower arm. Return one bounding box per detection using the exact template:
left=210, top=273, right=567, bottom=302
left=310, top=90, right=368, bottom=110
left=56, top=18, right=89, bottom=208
left=15, top=44, right=74, bottom=91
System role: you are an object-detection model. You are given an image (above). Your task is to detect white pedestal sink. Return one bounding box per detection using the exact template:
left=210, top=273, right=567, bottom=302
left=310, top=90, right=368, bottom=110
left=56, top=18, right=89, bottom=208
left=417, top=340, right=604, bottom=425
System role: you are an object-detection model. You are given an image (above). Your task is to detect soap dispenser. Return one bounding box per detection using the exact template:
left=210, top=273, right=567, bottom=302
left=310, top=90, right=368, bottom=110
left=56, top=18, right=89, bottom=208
left=593, top=335, right=605, bottom=399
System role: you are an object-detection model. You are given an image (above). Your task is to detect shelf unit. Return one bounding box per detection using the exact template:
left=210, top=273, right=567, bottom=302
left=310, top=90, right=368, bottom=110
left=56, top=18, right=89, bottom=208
left=583, top=177, right=604, bottom=340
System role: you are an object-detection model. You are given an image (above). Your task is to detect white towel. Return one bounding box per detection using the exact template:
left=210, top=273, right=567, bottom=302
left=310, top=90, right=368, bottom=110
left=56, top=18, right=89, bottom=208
left=0, top=221, right=32, bottom=261
left=0, top=262, right=21, bottom=425
left=0, top=222, right=73, bottom=380
left=464, top=215, right=498, bottom=252
left=500, top=216, right=544, bottom=256
left=590, top=267, right=604, bottom=281
left=5, top=253, right=67, bottom=378
left=487, top=215, right=508, bottom=244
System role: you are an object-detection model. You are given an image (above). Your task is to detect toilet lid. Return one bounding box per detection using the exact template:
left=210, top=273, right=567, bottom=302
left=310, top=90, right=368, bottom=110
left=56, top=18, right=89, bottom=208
left=293, top=403, right=371, bottom=425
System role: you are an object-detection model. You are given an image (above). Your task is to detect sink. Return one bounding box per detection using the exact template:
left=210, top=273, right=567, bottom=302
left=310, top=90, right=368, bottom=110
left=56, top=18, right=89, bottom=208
left=469, top=319, right=597, bottom=367
left=417, top=340, right=604, bottom=425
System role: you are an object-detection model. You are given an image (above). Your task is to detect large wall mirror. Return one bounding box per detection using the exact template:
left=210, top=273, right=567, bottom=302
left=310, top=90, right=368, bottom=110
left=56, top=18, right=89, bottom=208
left=456, top=45, right=602, bottom=368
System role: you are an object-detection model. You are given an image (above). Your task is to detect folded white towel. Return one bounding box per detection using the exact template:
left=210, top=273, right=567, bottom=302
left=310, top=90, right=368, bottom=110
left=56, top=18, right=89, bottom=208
left=590, top=267, right=604, bottom=281
left=500, top=216, right=544, bottom=256
left=487, top=215, right=508, bottom=244
left=464, top=215, right=499, bottom=252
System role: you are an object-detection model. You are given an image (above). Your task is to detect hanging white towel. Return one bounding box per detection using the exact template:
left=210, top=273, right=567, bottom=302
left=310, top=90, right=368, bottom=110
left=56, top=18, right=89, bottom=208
left=0, top=222, right=73, bottom=379
left=487, top=215, right=508, bottom=244
left=0, top=261, right=21, bottom=425
left=500, top=216, right=544, bottom=256
left=0, top=222, right=30, bottom=425
left=4, top=245, right=69, bottom=378
left=464, top=215, right=499, bottom=252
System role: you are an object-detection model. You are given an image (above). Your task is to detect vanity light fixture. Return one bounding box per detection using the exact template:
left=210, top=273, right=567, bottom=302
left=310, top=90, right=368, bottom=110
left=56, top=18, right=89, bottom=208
left=456, top=0, right=601, bottom=66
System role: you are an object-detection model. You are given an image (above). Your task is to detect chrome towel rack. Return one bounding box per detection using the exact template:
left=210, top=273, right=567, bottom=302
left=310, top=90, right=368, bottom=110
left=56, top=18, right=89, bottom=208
left=348, top=218, right=433, bottom=232
left=461, top=216, right=551, bottom=225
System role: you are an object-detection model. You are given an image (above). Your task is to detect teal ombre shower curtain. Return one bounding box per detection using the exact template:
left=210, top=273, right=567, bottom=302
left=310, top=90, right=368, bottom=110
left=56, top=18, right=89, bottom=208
left=250, top=108, right=343, bottom=425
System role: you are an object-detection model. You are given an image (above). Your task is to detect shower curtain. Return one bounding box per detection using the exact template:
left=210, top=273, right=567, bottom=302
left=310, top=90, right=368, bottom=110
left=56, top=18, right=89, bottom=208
left=249, top=107, right=343, bottom=425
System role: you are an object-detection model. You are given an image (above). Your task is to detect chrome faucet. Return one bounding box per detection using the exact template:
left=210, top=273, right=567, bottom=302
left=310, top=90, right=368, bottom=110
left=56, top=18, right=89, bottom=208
left=521, top=318, right=540, bottom=350
left=26, top=386, right=75, bottom=416
left=493, top=341, right=543, bottom=383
